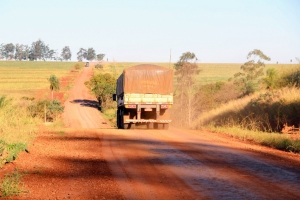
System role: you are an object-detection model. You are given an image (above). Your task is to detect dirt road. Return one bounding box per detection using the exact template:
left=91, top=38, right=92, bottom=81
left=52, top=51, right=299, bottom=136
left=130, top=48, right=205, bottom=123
left=6, top=66, right=300, bottom=199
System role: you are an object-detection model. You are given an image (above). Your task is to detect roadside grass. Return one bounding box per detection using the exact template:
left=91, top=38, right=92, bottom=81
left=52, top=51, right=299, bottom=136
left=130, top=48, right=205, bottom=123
left=0, top=61, right=80, bottom=168
left=194, top=86, right=300, bottom=153
left=0, top=61, right=81, bottom=197
left=207, top=126, right=300, bottom=153
left=43, top=118, right=66, bottom=136
left=0, top=96, right=38, bottom=167
left=0, top=169, right=25, bottom=197
left=102, top=107, right=117, bottom=127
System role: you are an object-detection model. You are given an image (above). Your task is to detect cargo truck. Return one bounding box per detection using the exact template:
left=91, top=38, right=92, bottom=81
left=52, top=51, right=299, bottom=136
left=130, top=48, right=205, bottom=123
left=113, top=64, right=173, bottom=129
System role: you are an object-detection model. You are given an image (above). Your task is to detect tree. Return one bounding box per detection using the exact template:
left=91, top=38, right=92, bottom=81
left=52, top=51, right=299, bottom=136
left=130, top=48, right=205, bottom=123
left=97, top=54, right=105, bottom=62
left=77, top=48, right=87, bottom=61
left=23, top=45, right=30, bottom=60
left=61, top=46, right=72, bottom=61
left=86, top=48, right=96, bottom=61
left=48, top=75, right=60, bottom=100
left=230, top=49, right=270, bottom=95
left=85, top=73, right=116, bottom=110
left=0, top=43, right=4, bottom=59
left=29, top=39, right=48, bottom=61
left=47, top=49, right=56, bottom=60
left=15, top=44, right=29, bottom=61
left=2, top=43, right=15, bottom=60
left=174, top=52, right=197, bottom=70
left=174, top=52, right=200, bottom=127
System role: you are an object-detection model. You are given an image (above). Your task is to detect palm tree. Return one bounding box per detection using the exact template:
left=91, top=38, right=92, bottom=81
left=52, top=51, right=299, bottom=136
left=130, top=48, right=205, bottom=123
left=48, top=75, right=60, bottom=100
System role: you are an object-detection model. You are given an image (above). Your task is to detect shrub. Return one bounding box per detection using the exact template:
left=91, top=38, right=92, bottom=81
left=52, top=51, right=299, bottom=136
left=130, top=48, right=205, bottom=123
left=74, top=62, right=82, bottom=70
left=277, top=66, right=300, bottom=88
left=85, top=73, right=116, bottom=111
left=0, top=140, right=28, bottom=166
left=28, top=99, right=64, bottom=122
left=95, top=64, right=103, bottom=69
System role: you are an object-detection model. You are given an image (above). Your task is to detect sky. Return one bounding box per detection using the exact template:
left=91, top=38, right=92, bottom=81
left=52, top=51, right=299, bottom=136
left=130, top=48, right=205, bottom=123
left=1, top=0, right=299, bottom=63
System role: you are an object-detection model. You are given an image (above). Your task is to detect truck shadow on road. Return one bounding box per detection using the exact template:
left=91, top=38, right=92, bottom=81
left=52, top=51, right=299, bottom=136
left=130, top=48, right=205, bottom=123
left=70, top=99, right=99, bottom=109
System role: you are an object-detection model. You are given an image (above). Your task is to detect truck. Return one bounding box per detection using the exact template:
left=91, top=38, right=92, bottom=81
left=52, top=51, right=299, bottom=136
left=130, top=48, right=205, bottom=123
left=113, top=64, right=173, bottom=129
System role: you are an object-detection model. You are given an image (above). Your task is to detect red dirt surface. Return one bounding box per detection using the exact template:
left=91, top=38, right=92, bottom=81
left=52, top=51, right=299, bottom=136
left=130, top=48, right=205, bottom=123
left=1, top=65, right=300, bottom=199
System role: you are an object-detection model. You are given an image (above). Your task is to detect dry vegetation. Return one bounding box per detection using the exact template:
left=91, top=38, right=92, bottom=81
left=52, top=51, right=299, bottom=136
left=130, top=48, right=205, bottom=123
left=0, top=61, right=81, bottom=168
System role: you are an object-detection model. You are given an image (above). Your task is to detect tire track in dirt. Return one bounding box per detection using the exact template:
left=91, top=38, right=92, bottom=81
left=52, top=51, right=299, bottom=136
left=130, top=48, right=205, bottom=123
left=147, top=129, right=300, bottom=199
left=101, top=129, right=199, bottom=200
left=100, top=127, right=300, bottom=200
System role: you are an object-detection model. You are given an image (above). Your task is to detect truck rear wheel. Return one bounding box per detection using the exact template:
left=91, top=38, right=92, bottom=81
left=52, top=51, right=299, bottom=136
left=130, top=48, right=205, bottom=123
left=117, top=109, right=120, bottom=129
left=163, top=123, right=169, bottom=130
left=147, top=123, right=154, bottom=129
left=156, top=123, right=163, bottom=130
left=117, top=108, right=124, bottom=129
left=130, top=123, right=135, bottom=129
left=124, top=123, right=129, bottom=129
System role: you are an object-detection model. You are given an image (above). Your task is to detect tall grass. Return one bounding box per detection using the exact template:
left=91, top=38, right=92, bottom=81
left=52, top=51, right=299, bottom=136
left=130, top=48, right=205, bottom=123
left=191, top=86, right=300, bottom=153
left=0, top=96, right=39, bottom=167
left=207, top=126, right=300, bottom=153
left=193, top=87, right=300, bottom=131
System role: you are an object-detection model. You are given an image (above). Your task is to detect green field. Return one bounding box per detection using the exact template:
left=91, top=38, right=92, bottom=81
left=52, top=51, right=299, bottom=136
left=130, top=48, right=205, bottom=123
left=1, top=61, right=297, bottom=99
left=98, top=62, right=298, bottom=85
left=0, top=61, right=79, bottom=98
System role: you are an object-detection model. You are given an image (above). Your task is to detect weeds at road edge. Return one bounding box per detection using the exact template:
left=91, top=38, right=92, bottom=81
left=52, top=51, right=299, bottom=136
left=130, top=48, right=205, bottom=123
left=0, top=169, right=25, bottom=197
left=206, top=125, right=300, bottom=153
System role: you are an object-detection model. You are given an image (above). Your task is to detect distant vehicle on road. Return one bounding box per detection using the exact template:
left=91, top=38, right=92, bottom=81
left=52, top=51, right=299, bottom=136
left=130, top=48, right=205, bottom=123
left=85, top=62, right=89, bottom=67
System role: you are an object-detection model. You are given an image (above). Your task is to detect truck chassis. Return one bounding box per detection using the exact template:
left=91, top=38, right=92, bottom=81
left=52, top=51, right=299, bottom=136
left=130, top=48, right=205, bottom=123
left=116, top=105, right=171, bottom=129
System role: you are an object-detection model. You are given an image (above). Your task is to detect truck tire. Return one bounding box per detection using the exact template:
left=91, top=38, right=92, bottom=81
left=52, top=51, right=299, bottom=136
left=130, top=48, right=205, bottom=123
left=117, top=109, right=120, bottom=128
left=163, top=123, right=169, bottom=130
left=156, top=123, right=163, bottom=130
left=119, top=108, right=124, bottom=129
left=147, top=122, right=154, bottom=129
left=124, top=123, right=129, bottom=129
left=130, top=123, right=135, bottom=129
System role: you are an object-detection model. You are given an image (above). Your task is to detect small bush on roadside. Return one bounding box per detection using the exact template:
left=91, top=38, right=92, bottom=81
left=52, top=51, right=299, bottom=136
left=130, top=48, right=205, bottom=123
left=0, top=140, right=28, bottom=167
left=102, top=108, right=117, bottom=127
left=74, top=63, right=82, bottom=70
left=28, top=99, right=64, bottom=122
left=0, top=169, right=24, bottom=197
left=95, top=64, right=103, bottom=69
left=20, top=96, right=35, bottom=101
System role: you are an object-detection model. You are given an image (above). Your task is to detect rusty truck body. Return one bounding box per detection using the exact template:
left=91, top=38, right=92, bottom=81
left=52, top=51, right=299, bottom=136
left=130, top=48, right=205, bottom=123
left=113, top=64, right=173, bottom=129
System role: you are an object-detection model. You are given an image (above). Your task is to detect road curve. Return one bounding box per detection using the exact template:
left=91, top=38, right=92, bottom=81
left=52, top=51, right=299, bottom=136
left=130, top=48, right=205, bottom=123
left=64, top=65, right=300, bottom=199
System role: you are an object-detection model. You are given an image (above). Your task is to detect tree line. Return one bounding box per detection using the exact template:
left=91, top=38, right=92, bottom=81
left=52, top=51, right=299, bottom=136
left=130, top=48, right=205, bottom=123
left=0, top=39, right=105, bottom=62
